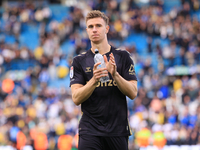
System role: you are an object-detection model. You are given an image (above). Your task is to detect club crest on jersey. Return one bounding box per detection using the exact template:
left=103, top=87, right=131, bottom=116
left=70, top=66, right=74, bottom=78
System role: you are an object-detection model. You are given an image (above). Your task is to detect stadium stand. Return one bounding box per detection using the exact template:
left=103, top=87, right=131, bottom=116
left=0, top=0, right=200, bottom=150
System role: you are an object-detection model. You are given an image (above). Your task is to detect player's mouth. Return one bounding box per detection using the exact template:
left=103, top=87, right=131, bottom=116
left=92, top=34, right=99, bottom=37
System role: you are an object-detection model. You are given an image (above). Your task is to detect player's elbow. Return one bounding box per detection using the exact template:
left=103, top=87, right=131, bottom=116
left=129, top=93, right=137, bottom=100
left=129, top=89, right=138, bottom=100
left=73, top=99, right=81, bottom=106
left=128, top=80, right=138, bottom=100
left=72, top=96, right=81, bottom=106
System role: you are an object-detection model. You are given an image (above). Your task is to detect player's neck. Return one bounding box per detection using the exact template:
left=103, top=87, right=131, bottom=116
left=91, top=41, right=111, bottom=55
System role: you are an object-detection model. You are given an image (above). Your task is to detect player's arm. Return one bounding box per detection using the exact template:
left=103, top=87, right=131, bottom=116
left=71, top=62, right=108, bottom=105
left=104, top=53, right=138, bottom=100
left=71, top=80, right=96, bottom=106
left=113, top=73, right=137, bottom=100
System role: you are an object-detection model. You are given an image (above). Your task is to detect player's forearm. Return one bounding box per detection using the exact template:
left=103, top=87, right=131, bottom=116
left=72, top=78, right=97, bottom=105
left=113, top=72, right=138, bottom=100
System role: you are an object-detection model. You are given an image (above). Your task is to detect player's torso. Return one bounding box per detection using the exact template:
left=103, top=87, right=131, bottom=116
left=79, top=48, right=127, bottom=117
left=77, top=48, right=130, bottom=136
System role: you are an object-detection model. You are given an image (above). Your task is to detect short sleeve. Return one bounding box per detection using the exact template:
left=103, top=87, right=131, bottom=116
left=121, top=51, right=137, bottom=81
left=70, top=57, right=86, bottom=86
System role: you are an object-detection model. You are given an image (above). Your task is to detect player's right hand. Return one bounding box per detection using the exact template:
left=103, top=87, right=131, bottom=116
left=93, top=62, right=108, bottom=83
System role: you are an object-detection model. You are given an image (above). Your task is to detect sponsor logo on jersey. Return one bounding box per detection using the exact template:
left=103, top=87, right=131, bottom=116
left=86, top=80, right=117, bottom=87
left=70, top=66, right=74, bottom=78
left=129, top=64, right=136, bottom=75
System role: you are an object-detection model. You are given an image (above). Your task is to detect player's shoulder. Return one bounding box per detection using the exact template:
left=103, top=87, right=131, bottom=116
left=73, top=50, right=91, bottom=62
left=112, top=46, right=130, bottom=56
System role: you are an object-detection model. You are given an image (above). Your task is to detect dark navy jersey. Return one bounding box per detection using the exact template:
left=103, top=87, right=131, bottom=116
left=70, top=46, right=137, bottom=137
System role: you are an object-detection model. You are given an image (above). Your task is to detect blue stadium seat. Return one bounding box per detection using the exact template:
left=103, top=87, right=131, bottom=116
left=49, top=4, right=69, bottom=22
left=19, top=23, right=39, bottom=50
left=163, top=0, right=181, bottom=13
left=125, top=32, right=147, bottom=54
left=60, top=40, right=75, bottom=55
left=48, top=75, right=70, bottom=88
left=5, top=34, right=16, bottom=44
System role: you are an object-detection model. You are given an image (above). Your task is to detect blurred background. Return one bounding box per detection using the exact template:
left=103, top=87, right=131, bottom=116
left=0, top=0, right=200, bottom=150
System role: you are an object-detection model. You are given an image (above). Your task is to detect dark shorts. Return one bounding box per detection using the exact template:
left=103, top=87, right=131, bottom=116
left=78, top=134, right=129, bottom=150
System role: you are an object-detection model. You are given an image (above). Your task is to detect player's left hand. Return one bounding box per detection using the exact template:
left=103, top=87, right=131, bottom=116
left=104, top=53, right=117, bottom=78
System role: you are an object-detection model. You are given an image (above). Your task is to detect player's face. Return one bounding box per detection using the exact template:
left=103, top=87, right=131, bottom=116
left=86, top=17, right=109, bottom=43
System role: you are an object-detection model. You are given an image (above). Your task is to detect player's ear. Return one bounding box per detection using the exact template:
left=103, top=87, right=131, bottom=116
left=106, top=25, right=109, bottom=34
left=86, top=27, right=89, bottom=35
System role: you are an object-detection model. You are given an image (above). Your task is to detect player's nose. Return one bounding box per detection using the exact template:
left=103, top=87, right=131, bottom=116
left=92, top=26, right=97, bottom=32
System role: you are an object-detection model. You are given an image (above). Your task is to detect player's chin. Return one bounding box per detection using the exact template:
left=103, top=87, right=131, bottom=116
left=91, top=39, right=101, bottom=44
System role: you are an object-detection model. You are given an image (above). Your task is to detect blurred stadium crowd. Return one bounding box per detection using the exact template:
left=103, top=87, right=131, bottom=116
left=0, top=0, right=200, bottom=149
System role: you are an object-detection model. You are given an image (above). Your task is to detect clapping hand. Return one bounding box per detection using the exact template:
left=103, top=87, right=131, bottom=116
left=104, top=53, right=117, bottom=78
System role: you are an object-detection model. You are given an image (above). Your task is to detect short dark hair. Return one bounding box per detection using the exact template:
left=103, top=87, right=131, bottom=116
left=86, top=10, right=109, bottom=25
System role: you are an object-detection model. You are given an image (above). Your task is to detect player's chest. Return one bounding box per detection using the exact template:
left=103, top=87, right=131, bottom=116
left=81, top=56, right=122, bottom=79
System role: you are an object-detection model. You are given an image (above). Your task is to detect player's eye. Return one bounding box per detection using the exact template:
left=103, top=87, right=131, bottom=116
left=88, top=25, right=93, bottom=28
